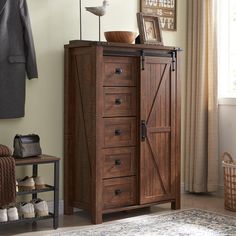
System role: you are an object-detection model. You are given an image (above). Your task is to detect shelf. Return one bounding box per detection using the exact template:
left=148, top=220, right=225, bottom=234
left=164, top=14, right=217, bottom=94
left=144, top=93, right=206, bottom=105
left=0, top=213, right=54, bottom=225
left=17, top=185, right=54, bottom=196
left=15, top=155, right=60, bottom=166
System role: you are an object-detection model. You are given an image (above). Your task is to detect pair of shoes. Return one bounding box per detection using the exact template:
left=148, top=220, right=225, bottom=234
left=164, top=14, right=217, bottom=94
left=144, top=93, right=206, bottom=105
left=17, top=176, right=34, bottom=191
left=18, top=199, right=49, bottom=218
left=18, top=176, right=45, bottom=191
left=0, top=206, right=19, bottom=222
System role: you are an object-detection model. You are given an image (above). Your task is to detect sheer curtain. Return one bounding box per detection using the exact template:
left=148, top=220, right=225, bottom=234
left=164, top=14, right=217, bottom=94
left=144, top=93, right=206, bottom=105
left=218, top=0, right=236, bottom=98
left=184, top=0, right=218, bottom=193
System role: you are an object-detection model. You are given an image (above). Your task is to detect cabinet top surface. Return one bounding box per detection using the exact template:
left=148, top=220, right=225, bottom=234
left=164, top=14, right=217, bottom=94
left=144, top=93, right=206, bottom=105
left=65, top=40, right=181, bottom=51
left=15, top=154, right=60, bottom=165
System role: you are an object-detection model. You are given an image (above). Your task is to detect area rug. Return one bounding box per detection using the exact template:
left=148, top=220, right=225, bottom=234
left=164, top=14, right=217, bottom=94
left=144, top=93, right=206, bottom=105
left=50, top=209, right=236, bottom=236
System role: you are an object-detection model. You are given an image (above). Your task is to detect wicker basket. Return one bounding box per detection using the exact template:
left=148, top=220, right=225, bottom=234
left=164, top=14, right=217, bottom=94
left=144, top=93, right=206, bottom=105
left=222, top=152, right=236, bottom=211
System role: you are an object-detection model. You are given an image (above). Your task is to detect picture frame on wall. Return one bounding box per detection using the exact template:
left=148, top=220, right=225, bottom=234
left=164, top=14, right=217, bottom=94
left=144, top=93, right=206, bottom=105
left=140, top=0, right=177, bottom=31
left=137, top=13, right=163, bottom=45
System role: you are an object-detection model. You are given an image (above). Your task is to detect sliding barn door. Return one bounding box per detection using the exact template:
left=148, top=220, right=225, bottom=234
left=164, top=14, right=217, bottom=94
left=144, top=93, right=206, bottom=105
left=140, top=56, right=176, bottom=204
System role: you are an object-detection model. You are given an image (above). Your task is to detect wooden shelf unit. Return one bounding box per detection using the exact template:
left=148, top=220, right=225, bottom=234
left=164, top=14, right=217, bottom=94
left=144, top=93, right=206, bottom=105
left=0, top=155, right=60, bottom=230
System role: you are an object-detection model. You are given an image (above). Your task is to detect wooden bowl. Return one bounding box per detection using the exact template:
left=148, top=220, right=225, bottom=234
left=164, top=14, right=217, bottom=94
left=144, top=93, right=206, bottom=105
left=104, top=31, right=137, bottom=44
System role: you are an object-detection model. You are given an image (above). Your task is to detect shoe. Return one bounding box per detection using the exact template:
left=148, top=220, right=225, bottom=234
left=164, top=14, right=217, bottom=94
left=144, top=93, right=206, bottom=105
left=18, top=176, right=35, bottom=191
left=0, top=208, right=7, bottom=222
left=7, top=206, right=19, bottom=221
left=18, top=202, right=35, bottom=219
left=34, top=176, right=46, bottom=189
left=31, top=199, right=49, bottom=217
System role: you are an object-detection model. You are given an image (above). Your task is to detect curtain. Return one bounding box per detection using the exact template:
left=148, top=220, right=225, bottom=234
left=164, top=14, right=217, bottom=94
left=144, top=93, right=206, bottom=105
left=184, top=0, right=218, bottom=192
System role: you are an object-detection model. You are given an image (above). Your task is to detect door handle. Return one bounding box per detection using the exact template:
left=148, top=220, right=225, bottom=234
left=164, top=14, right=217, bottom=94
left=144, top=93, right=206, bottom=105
left=141, top=120, right=147, bottom=141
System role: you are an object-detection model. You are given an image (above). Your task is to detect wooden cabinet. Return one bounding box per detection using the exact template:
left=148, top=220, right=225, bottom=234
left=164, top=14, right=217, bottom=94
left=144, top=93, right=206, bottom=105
left=64, top=40, right=181, bottom=224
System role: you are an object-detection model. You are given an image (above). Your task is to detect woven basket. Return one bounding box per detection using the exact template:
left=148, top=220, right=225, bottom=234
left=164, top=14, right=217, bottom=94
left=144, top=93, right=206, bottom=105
left=222, top=152, right=236, bottom=211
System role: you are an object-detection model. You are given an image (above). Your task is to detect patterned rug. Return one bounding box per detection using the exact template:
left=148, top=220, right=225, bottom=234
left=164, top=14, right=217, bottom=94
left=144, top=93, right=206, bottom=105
left=51, top=209, right=236, bottom=236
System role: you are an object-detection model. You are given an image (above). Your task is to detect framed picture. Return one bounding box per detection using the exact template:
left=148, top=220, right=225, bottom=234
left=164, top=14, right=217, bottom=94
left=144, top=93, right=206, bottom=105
left=140, top=0, right=177, bottom=31
left=137, top=13, right=163, bottom=45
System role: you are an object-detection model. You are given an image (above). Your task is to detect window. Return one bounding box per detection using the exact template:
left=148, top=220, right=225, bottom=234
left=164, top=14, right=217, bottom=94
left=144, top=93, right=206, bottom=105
left=218, top=0, right=236, bottom=98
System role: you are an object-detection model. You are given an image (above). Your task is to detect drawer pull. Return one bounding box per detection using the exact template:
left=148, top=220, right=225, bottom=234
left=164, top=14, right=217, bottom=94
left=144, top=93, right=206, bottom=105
left=115, top=129, right=122, bottom=136
left=115, top=98, right=122, bottom=105
left=115, top=159, right=121, bottom=166
left=115, top=68, right=123, bottom=74
left=115, top=189, right=122, bottom=195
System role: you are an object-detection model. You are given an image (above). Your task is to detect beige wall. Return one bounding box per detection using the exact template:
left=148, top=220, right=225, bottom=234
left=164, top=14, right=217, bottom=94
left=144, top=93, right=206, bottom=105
left=0, top=0, right=187, bottom=199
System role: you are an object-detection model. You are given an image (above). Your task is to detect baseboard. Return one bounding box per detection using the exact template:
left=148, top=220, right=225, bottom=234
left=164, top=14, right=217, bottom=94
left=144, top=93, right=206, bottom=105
left=217, top=185, right=224, bottom=197
left=47, top=200, right=82, bottom=215
left=47, top=200, right=64, bottom=215
left=180, top=183, right=224, bottom=197
left=181, top=182, right=185, bottom=193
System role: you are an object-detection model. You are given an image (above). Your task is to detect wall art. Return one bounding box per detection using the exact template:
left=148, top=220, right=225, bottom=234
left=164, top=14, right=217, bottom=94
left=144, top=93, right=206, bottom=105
left=140, top=0, right=177, bottom=31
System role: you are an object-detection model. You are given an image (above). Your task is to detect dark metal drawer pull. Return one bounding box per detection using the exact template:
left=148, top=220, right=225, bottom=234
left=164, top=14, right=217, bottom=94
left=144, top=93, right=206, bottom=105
left=115, top=189, right=122, bottom=195
left=115, top=68, right=123, bottom=74
left=115, top=159, right=121, bottom=165
left=115, top=129, right=122, bottom=136
left=115, top=98, right=122, bottom=105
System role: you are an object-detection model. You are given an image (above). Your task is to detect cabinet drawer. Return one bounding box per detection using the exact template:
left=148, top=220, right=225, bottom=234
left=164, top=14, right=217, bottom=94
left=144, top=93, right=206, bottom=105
left=102, top=147, right=136, bottom=178
left=103, top=177, right=136, bottom=209
left=103, top=57, right=137, bottom=86
left=103, top=87, right=136, bottom=117
left=103, top=118, right=136, bottom=148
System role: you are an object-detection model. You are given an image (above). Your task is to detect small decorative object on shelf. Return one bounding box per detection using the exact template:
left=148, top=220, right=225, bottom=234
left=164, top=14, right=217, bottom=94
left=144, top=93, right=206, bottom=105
left=140, top=0, right=177, bottom=31
left=137, top=13, right=163, bottom=45
left=104, top=31, right=137, bottom=44
left=0, top=155, right=60, bottom=230
left=17, top=176, right=46, bottom=191
left=85, top=0, right=109, bottom=41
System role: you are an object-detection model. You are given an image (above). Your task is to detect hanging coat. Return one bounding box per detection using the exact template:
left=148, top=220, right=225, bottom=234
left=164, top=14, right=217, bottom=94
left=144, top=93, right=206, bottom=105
left=0, top=0, right=38, bottom=119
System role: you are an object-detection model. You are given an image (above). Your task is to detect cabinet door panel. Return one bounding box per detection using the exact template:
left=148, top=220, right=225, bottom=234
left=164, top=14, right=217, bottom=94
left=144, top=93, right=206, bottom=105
left=140, top=57, right=176, bottom=204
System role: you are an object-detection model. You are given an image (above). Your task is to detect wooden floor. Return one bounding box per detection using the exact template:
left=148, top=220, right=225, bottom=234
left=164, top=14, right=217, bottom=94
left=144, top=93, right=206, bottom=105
left=0, top=193, right=235, bottom=236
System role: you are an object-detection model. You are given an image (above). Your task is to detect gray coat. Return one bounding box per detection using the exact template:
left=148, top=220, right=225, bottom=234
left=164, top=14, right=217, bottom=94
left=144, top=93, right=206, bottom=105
left=0, top=0, right=38, bottom=119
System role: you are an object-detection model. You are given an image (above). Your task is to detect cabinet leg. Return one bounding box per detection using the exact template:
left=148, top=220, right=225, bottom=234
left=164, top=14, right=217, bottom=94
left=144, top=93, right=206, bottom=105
left=53, top=216, right=59, bottom=229
left=91, top=213, right=103, bottom=224
left=171, top=199, right=180, bottom=210
left=53, top=161, right=60, bottom=229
